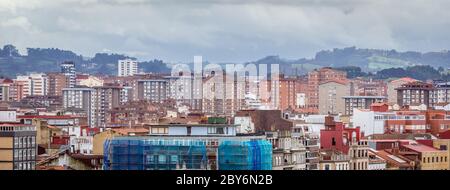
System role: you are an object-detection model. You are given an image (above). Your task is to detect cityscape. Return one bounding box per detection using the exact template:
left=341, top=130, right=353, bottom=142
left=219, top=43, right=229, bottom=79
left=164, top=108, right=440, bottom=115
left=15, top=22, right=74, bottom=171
left=1, top=0, right=450, bottom=172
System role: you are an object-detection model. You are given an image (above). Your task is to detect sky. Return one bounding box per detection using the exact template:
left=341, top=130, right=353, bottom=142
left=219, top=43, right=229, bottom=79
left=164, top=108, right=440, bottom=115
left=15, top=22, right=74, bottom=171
left=1, top=0, right=450, bottom=63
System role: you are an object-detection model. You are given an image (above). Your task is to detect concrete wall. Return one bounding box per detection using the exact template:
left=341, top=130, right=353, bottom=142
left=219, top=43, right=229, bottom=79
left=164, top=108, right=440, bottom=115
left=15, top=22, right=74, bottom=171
left=420, top=151, right=449, bottom=170
left=93, top=130, right=120, bottom=155
left=0, top=111, right=16, bottom=122
left=0, top=149, right=13, bottom=161
left=433, top=139, right=450, bottom=170
left=191, top=127, right=206, bottom=136
left=0, top=137, right=13, bottom=148
left=234, top=116, right=254, bottom=134
left=0, top=163, right=13, bottom=170
left=352, top=109, right=386, bottom=136
left=318, top=82, right=350, bottom=115
left=168, top=127, right=187, bottom=135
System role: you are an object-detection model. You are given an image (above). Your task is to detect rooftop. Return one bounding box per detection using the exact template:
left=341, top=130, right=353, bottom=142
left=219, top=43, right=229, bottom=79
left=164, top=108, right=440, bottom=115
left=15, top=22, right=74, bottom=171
left=343, top=96, right=387, bottom=99
left=390, top=77, right=418, bottom=84
left=402, top=143, right=441, bottom=153
left=319, top=79, right=349, bottom=85
left=0, top=123, right=33, bottom=127
left=111, top=128, right=149, bottom=135
left=17, top=115, right=79, bottom=119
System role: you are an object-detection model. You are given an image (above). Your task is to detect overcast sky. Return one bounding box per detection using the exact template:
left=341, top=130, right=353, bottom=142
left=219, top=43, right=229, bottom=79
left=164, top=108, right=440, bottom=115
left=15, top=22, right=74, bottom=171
left=1, top=0, right=450, bottom=63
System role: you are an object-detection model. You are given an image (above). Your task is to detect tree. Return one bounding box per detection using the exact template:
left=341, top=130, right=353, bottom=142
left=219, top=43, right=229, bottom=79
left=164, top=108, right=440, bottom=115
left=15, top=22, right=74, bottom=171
left=0, top=44, right=20, bottom=57
left=335, top=66, right=367, bottom=78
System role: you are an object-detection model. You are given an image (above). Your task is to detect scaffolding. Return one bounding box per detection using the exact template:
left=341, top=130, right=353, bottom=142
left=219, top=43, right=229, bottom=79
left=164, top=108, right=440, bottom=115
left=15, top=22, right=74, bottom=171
left=103, top=137, right=273, bottom=170
left=218, top=139, right=272, bottom=170
left=104, top=138, right=208, bottom=170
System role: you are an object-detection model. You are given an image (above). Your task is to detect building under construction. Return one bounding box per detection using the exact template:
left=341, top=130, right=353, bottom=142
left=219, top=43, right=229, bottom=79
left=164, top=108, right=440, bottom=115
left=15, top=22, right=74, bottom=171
left=103, top=136, right=272, bottom=170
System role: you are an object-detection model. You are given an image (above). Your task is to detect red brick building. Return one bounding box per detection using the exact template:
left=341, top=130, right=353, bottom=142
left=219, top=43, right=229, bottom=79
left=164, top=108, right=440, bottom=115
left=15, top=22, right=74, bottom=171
left=307, top=68, right=347, bottom=113
left=278, top=76, right=307, bottom=111
left=385, top=110, right=427, bottom=134
left=426, top=110, right=450, bottom=135
left=320, top=116, right=360, bottom=154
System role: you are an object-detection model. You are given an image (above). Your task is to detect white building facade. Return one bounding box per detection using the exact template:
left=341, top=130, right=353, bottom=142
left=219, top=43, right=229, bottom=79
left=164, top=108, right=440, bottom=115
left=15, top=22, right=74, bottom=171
left=118, top=59, right=138, bottom=77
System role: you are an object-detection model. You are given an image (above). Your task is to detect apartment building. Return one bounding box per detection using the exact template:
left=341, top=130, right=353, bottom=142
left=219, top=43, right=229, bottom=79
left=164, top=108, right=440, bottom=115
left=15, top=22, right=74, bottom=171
left=307, top=67, right=347, bottom=113
left=118, top=59, right=138, bottom=77
left=387, top=77, right=418, bottom=104
left=396, top=81, right=436, bottom=108
left=91, top=85, right=122, bottom=128
left=47, top=73, right=68, bottom=96
left=137, top=79, right=169, bottom=103
left=62, top=88, right=94, bottom=127
left=61, top=61, right=76, bottom=88
left=318, top=80, right=350, bottom=115
left=16, top=73, right=48, bottom=97
left=0, top=123, right=37, bottom=170
left=343, top=95, right=387, bottom=115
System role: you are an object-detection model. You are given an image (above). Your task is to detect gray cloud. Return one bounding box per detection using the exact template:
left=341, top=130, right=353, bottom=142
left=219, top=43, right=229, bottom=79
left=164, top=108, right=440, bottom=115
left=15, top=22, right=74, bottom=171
left=1, top=0, right=450, bottom=62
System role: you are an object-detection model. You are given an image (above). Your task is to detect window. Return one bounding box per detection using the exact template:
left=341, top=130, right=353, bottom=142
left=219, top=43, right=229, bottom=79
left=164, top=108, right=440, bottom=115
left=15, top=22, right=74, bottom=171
left=187, top=127, right=191, bottom=136
left=158, top=155, right=166, bottom=164
left=151, top=127, right=168, bottom=134
left=170, top=155, right=178, bottom=164
left=208, top=127, right=225, bottom=134
left=14, top=137, right=18, bottom=147
left=331, top=137, right=336, bottom=146
left=146, top=155, right=155, bottom=163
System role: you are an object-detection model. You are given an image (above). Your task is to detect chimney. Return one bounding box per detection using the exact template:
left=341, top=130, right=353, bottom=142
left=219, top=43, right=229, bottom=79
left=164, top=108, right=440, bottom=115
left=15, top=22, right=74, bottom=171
left=392, top=147, right=400, bottom=155
left=324, top=115, right=335, bottom=129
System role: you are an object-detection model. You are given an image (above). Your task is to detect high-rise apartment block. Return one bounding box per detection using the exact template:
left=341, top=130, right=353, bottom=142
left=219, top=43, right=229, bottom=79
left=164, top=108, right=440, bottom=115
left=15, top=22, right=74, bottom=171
left=91, top=86, right=122, bottom=128
left=118, top=59, right=138, bottom=77
left=15, top=73, right=48, bottom=97
left=307, top=68, right=347, bottom=113
left=61, top=61, right=76, bottom=88
left=396, top=81, right=436, bottom=108
left=0, top=123, right=37, bottom=170
left=47, top=73, right=69, bottom=96
left=62, top=88, right=94, bottom=126
left=137, top=79, right=169, bottom=103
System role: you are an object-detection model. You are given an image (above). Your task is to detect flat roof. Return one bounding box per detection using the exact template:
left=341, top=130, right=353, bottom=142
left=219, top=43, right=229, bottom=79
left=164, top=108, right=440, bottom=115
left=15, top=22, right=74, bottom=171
left=17, top=115, right=79, bottom=119
left=0, top=123, right=33, bottom=127
left=137, top=79, right=168, bottom=82
left=343, top=96, right=387, bottom=99
left=62, top=88, right=93, bottom=91
left=403, top=144, right=440, bottom=152
left=149, top=124, right=238, bottom=127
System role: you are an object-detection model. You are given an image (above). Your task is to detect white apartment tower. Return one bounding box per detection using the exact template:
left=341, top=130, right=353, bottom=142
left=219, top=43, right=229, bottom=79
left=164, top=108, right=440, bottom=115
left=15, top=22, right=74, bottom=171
left=15, top=73, right=48, bottom=97
left=61, top=61, right=76, bottom=88
left=118, top=59, right=138, bottom=77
